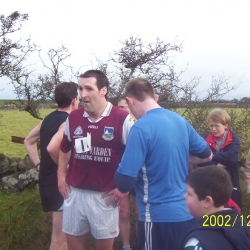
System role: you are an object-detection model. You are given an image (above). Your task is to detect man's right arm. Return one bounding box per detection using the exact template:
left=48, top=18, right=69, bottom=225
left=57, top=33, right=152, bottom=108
left=47, top=122, right=66, bottom=164
left=57, top=149, right=71, bottom=199
left=187, top=122, right=212, bottom=165
left=189, top=145, right=212, bottom=164
left=115, top=172, right=137, bottom=193
left=24, top=122, right=42, bottom=170
left=57, top=118, right=72, bottom=199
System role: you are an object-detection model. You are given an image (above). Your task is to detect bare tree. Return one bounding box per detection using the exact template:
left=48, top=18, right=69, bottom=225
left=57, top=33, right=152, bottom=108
left=0, top=11, right=35, bottom=81
left=93, top=36, right=241, bottom=110
left=10, top=45, right=76, bottom=119
left=37, top=45, right=75, bottom=100
left=94, top=36, right=183, bottom=105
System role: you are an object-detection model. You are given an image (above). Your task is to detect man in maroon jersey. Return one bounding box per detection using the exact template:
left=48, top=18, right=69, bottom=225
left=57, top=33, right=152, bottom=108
left=57, top=70, right=134, bottom=250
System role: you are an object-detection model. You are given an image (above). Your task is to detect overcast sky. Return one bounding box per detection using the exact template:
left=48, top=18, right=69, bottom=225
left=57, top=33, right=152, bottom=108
left=1, top=0, right=249, bottom=100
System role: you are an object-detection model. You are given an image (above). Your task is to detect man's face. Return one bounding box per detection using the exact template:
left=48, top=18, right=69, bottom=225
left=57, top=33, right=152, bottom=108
left=78, top=77, right=107, bottom=114
left=118, top=99, right=131, bottom=114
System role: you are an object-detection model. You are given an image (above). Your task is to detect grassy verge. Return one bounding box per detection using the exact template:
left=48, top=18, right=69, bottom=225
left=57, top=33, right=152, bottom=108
left=0, top=187, right=51, bottom=250
left=0, top=187, right=127, bottom=250
left=0, top=109, right=53, bottom=158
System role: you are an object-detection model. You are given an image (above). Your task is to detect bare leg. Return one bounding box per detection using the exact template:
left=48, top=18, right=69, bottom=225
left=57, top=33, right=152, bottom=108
left=95, top=238, right=114, bottom=250
left=66, top=232, right=90, bottom=250
left=133, top=195, right=139, bottom=234
left=50, top=211, right=67, bottom=250
left=119, top=195, right=131, bottom=249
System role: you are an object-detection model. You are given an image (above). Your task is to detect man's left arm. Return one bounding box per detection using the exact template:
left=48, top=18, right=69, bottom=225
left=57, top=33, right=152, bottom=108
left=116, top=126, right=147, bottom=192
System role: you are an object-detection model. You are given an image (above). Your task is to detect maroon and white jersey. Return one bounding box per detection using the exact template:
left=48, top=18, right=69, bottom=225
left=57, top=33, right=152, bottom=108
left=60, top=102, right=134, bottom=192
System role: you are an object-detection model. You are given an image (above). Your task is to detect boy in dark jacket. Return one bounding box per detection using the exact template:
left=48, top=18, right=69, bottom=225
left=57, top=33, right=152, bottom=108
left=179, top=166, right=250, bottom=250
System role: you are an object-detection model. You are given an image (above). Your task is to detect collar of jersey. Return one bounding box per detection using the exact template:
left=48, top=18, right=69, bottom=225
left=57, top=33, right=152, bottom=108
left=83, top=101, right=112, bottom=123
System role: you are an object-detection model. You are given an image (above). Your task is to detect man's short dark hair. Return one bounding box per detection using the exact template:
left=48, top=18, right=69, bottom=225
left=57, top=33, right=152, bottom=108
left=80, top=70, right=109, bottom=99
left=55, top=82, right=78, bottom=108
left=118, top=95, right=127, bottom=103
left=125, top=78, right=155, bottom=102
left=186, top=166, right=233, bottom=207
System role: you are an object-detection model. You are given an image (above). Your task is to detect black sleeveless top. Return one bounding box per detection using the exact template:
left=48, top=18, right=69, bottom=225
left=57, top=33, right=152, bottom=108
left=39, top=110, right=68, bottom=186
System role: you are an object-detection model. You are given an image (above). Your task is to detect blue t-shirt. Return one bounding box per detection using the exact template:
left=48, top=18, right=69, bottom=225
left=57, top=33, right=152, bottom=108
left=117, top=108, right=208, bottom=222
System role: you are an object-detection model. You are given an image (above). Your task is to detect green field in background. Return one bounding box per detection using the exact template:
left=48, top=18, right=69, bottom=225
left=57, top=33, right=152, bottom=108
left=0, top=109, right=53, bottom=158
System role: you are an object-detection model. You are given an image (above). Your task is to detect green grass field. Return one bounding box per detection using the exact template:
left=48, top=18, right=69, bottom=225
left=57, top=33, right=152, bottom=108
left=0, top=100, right=21, bottom=105
left=0, top=109, right=52, bottom=158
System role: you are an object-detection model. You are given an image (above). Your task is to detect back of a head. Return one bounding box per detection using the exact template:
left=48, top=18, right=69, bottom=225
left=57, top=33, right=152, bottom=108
left=80, top=70, right=109, bottom=99
left=55, top=82, right=78, bottom=108
left=186, top=166, right=233, bottom=207
left=125, top=78, right=155, bottom=102
left=207, top=108, right=231, bottom=125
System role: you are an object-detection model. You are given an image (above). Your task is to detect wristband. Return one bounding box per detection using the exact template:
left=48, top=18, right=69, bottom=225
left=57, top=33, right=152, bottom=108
left=35, top=163, right=40, bottom=169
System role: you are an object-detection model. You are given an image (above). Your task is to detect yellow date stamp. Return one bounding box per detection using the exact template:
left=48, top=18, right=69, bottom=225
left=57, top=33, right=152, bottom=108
left=202, top=214, right=250, bottom=227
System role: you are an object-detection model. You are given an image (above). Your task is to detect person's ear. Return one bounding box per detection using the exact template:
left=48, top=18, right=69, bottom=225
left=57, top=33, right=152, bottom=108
left=204, top=196, right=214, bottom=208
left=71, top=98, right=76, bottom=106
left=126, top=96, right=133, bottom=106
left=154, top=94, right=159, bottom=102
left=100, top=86, right=107, bottom=97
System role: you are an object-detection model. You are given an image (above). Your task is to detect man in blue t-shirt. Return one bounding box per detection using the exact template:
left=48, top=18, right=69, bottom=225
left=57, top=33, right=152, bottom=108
left=109, top=78, right=212, bottom=250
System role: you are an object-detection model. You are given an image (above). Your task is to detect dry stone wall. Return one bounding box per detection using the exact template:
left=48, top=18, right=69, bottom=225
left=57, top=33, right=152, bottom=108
left=0, top=103, right=57, bottom=110
left=0, top=153, right=38, bottom=191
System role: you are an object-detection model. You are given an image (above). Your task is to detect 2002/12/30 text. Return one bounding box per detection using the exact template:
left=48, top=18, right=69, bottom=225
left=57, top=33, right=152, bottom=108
left=202, top=214, right=250, bottom=227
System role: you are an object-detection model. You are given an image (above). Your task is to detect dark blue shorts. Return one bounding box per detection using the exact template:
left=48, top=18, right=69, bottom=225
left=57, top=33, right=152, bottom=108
left=137, top=219, right=195, bottom=250
left=39, top=184, right=64, bottom=212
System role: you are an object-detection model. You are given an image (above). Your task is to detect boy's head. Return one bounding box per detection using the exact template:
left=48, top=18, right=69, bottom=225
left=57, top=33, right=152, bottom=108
left=184, top=166, right=233, bottom=218
left=207, top=108, right=231, bottom=126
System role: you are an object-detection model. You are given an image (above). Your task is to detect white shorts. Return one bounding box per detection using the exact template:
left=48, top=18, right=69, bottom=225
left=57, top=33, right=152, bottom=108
left=62, top=186, right=119, bottom=239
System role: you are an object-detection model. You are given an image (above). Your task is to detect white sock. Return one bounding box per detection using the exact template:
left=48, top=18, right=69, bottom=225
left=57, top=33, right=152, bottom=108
left=123, top=244, right=132, bottom=250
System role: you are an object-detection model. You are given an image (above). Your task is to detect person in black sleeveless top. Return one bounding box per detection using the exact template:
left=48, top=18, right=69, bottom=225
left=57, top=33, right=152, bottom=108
left=24, top=82, right=79, bottom=250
